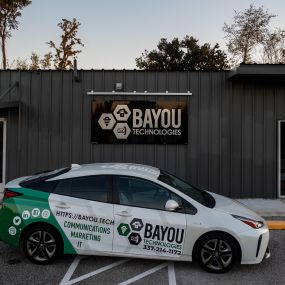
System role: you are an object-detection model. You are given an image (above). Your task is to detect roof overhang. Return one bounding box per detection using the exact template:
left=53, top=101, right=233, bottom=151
left=228, top=64, right=285, bottom=82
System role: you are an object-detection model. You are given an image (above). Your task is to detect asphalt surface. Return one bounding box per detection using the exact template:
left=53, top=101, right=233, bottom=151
left=0, top=231, right=284, bottom=285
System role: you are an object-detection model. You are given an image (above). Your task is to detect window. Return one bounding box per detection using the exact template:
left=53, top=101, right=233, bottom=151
left=279, top=121, right=285, bottom=197
left=158, top=171, right=215, bottom=208
left=20, top=167, right=71, bottom=187
left=21, top=180, right=58, bottom=193
left=54, top=175, right=111, bottom=202
left=54, top=179, right=72, bottom=196
left=116, top=176, right=184, bottom=211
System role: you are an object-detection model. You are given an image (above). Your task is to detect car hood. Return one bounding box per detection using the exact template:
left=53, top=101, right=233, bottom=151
left=209, top=192, right=264, bottom=221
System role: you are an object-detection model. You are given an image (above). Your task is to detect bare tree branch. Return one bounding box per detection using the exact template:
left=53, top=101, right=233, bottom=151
left=223, top=4, right=275, bottom=64
left=0, top=0, right=31, bottom=69
left=47, top=18, right=84, bottom=70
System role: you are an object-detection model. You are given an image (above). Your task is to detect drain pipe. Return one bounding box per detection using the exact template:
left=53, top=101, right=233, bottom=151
left=73, top=59, right=80, bottom=82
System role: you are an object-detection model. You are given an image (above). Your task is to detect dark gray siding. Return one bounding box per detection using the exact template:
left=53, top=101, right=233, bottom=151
left=0, top=70, right=284, bottom=198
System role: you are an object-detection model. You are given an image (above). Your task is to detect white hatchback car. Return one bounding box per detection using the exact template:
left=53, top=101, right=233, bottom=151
left=0, top=163, right=270, bottom=273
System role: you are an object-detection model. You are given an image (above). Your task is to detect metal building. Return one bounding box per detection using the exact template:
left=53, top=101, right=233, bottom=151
left=0, top=65, right=284, bottom=198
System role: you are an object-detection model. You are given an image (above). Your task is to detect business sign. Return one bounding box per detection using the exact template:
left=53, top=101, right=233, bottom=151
left=91, top=101, right=188, bottom=144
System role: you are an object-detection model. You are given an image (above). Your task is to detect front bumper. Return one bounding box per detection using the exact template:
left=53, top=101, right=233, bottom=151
left=263, top=246, right=270, bottom=260
left=239, top=227, right=270, bottom=264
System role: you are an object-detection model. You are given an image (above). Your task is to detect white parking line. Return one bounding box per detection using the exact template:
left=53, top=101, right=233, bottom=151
left=60, top=256, right=177, bottom=285
left=60, top=256, right=130, bottom=285
left=118, top=262, right=169, bottom=285
left=118, top=262, right=176, bottom=285
left=60, top=256, right=82, bottom=285
left=168, top=262, right=176, bottom=285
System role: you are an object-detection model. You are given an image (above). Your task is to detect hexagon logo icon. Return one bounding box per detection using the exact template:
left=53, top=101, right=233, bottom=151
left=117, top=223, right=131, bottom=236
left=113, top=105, right=131, bottom=121
left=113, top=123, right=131, bottom=139
left=128, top=232, right=142, bottom=245
left=98, top=113, right=116, bottom=130
left=130, top=218, right=144, bottom=231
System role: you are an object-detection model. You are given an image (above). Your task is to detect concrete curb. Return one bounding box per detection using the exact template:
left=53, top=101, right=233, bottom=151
left=266, top=220, right=285, bottom=230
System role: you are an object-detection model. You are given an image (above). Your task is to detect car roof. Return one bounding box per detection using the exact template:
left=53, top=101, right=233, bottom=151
left=49, top=163, right=161, bottom=181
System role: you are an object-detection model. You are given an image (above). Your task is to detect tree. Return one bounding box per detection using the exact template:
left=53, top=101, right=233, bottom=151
left=30, top=52, right=40, bottom=70
left=40, top=52, right=53, bottom=69
left=135, top=36, right=229, bottom=70
left=0, top=0, right=31, bottom=69
left=13, top=52, right=53, bottom=70
left=223, top=4, right=275, bottom=64
left=15, top=57, right=28, bottom=69
left=262, top=29, right=285, bottom=63
left=47, top=18, right=84, bottom=70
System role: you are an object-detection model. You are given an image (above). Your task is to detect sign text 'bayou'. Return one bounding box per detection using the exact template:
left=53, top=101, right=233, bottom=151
left=91, top=101, right=188, bottom=144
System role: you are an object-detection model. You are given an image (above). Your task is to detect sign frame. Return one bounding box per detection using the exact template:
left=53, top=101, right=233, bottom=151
left=91, top=100, right=188, bottom=145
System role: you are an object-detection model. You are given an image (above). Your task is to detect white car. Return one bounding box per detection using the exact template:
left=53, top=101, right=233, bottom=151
left=0, top=163, right=270, bottom=273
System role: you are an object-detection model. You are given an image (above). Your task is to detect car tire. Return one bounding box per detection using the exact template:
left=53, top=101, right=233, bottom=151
left=196, top=232, right=238, bottom=273
left=22, top=225, right=62, bottom=265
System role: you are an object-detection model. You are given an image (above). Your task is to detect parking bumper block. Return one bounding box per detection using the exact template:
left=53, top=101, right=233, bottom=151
left=266, top=220, right=285, bottom=230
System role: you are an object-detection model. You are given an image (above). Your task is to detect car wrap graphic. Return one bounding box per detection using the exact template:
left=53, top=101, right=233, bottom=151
left=117, top=217, right=185, bottom=257
left=1, top=188, right=185, bottom=257
left=0, top=187, right=76, bottom=254
left=48, top=194, right=114, bottom=254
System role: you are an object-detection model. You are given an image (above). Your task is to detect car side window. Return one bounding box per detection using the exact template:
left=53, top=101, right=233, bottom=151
left=54, top=179, right=72, bottom=196
left=54, top=175, right=111, bottom=202
left=183, top=200, right=198, bottom=215
left=116, top=176, right=184, bottom=211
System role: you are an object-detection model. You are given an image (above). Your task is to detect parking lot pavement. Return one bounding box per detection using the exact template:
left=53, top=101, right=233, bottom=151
left=0, top=231, right=284, bottom=285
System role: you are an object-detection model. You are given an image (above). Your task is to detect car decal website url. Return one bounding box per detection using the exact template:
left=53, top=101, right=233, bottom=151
left=55, top=210, right=114, bottom=225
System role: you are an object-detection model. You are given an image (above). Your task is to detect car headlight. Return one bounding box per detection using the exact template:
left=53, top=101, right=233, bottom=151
left=232, top=214, right=264, bottom=229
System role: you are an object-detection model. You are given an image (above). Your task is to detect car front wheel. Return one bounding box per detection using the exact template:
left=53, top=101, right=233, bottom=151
left=196, top=232, right=238, bottom=273
left=22, top=225, right=62, bottom=265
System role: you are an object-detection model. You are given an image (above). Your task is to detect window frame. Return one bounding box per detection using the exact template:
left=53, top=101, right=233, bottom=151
left=278, top=120, right=285, bottom=198
left=113, top=175, right=197, bottom=214
left=52, top=174, right=114, bottom=204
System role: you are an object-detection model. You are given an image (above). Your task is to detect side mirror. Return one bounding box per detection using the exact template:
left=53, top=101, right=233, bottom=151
left=165, top=199, right=180, bottom=211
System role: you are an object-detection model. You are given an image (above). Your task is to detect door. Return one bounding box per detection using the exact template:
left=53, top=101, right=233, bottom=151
left=49, top=175, right=114, bottom=254
left=113, top=175, right=187, bottom=259
left=0, top=119, right=6, bottom=192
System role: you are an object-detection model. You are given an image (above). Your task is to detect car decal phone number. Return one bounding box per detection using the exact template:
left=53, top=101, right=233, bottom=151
left=143, top=245, right=182, bottom=255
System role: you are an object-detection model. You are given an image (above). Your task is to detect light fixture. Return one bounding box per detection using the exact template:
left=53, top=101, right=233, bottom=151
left=115, top=82, right=124, bottom=91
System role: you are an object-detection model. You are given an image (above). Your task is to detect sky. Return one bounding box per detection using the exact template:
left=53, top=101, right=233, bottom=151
left=6, top=0, right=285, bottom=69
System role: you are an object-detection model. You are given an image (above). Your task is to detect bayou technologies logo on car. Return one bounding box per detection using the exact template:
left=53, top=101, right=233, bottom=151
left=117, top=217, right=185, bottom=257
left=91, top=100, right=188, bottom=144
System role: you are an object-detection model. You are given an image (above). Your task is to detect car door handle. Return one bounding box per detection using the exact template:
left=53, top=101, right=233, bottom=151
left=55, top=203, right=70, bottom=209
left=116, top=211, right=132, bottom=217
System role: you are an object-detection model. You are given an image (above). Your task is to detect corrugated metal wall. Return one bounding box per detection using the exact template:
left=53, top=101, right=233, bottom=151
left=0, top=70, right=284, bottom=198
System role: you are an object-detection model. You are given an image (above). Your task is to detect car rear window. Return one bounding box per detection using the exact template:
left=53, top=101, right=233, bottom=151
left=53, top=175, right=111, bottom=202
left=20, top=167, right=70, bottom=192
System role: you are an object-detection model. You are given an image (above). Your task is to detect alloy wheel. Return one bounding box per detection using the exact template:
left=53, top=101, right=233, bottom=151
left=200, top=238, right=233, bottom=271
left=26, top=230, right=57, bottom=262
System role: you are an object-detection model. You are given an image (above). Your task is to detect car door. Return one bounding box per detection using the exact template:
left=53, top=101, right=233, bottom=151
left=48, top=175, right=114, bottom=255
left=113, top=175, right=187, bottom=259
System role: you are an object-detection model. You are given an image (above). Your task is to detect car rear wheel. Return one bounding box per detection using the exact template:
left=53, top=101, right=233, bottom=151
left=23, top=226, right=62, bottom=265
left=196, top=232, right=238, bottom=273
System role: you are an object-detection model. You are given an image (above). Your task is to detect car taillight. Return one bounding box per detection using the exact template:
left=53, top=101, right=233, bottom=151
left=3, top=189, right=23, bottom=200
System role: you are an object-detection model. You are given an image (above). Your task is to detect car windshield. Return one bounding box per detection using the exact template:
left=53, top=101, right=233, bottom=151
left=158, top=171, right=215, bottom=208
